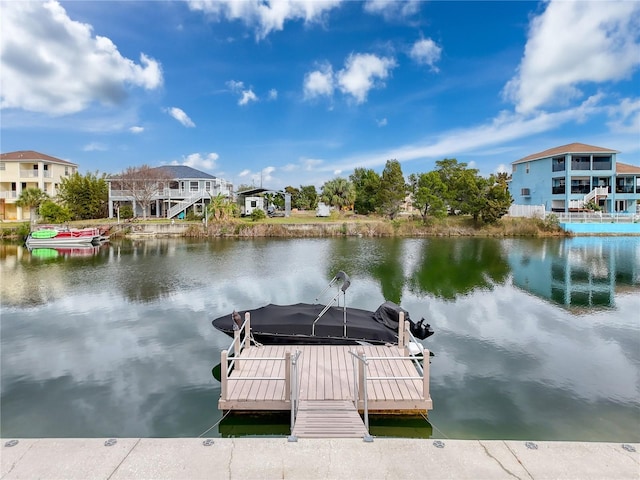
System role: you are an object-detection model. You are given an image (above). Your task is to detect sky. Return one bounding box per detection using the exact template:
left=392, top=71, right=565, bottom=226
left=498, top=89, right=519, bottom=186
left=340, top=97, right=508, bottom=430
left=1, top=0, right=639, bottom=191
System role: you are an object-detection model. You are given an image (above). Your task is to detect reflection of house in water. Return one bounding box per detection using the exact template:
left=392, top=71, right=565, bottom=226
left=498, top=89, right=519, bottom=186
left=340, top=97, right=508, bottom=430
left=507, top=238, right=639, bottom=309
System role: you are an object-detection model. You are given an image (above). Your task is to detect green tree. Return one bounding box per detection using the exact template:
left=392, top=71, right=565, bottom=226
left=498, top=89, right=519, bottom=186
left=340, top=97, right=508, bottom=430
left=298, top=185, right=318, bottom=210
left=409, top=171, right=448, bottom=221
left=320, top=178, right=355, bottom=210
left=480, top=174, right=513, bottom=224
left=15, top=187, right=48, bottom=223
left=350, top=167, right=380, bottom=215
left=377, top=159, right=406, bottom=219
left=57, top=171, right=108, bottom=220
left=208, top=193, right=238, bottom=221
left=39, top=200, right=72, bottom=223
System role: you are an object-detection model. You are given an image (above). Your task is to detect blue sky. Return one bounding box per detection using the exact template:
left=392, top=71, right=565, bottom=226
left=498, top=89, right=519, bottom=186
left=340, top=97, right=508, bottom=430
left=1, top=0, right=639, bottom=191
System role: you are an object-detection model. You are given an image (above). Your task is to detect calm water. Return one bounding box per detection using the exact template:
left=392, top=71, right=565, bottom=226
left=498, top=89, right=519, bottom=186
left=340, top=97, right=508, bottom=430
left=1, top=237, right=639, bottom=441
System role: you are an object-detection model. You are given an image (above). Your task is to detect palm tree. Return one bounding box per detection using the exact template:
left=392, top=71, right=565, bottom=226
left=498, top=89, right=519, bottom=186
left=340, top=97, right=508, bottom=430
left=320, top=178, right=355, bottom=210
left=15, top=187, right=49, bottom=224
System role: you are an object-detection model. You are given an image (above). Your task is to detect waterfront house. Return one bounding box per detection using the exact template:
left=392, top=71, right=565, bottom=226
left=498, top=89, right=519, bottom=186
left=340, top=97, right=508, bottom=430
left=509, top=143, right=640, bottom=214
left=107, top=165, right=233, bottom=219
left=0, top=150, right=78, bottom=221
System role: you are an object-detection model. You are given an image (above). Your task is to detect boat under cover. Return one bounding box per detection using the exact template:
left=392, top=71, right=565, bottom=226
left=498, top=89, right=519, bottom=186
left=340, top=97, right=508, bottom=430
left=212, top=300, right=434, bottom=345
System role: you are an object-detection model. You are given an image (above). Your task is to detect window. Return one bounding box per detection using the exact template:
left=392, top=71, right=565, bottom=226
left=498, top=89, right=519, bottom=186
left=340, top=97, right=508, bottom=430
left=521, top=188, right=530, bottom=196
left=190, top=181, right=198, bottom=192
left=512, top=164, right=517, bottom=173
left=616, top=177, right=634, bottom=194
left=552, top=156, right=565, bottom=172
left=0, top=162, right=5, bottom=171
left=65, top=166, right=69, bottom=176
left=526, top=163, right=530, bottom=174
left=571, top=178, right=590, bottom=194
left=571, top=156, right=590, bottom=170
left=552, top=178, right=565, bottom=194
left=205, top=181, right=211, bottom=192
left=592, top=156, right=611, bottom=170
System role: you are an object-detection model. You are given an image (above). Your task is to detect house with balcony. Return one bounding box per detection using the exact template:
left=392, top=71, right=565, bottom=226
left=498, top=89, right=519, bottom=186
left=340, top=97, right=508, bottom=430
left=107, top=165, right=233, bottom=219
left=0, top=150, right=78, bottom=221
left=509, top=143, right=640, bottom=214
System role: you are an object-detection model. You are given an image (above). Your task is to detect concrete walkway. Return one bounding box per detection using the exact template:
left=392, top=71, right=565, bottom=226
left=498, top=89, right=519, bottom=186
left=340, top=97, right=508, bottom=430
left=1, top=438, right=638, bottom=480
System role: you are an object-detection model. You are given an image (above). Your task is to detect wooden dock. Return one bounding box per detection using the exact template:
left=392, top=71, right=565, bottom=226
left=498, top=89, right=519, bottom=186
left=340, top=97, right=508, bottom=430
left=217, top=313, right=432, bottom=438
left=218, top=343, right=432, bottom=413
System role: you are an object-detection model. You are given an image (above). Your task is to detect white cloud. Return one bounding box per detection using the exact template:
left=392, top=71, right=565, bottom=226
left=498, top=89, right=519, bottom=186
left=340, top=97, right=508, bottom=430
left=0, top=1, right=162, bottom=116
left=321, top=95, right=609, bottom=174
left=174, top=152, right=219, bottom=170
left=503, top=0, right=640, bottom=114
left=333, top=169, right=342, bottom=175
left=188, top=0, right=343, bottom=40
left=129, top=126, right=144, bottom=134
left=239, top=89, right=258, bottom=106
left=363, top=0, right=420, bottom=19
left=166, top=107, right=195, bottom=127
left=606, top=97, right=640, bottom=134
left=409, top=38, right=442, bottom=71
left=303, top=64, right=335, bottom=100
left=377, top=118, right=388, bottom=127
left=227, top=80, right=259, bottom=106
left=495, top=164, right=508, bottom=174
left=268, top=89, right=278, bottom=100
left=302, top=158, right=323, bottom=170
left=337, top=53, right=396, bottom=103
left=83, top=142, right=107, bottom=152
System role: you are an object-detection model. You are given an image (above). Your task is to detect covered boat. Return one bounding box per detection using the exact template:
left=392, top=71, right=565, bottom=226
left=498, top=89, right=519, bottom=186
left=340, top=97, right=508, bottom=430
left=211, top=272, right=434, bottom=345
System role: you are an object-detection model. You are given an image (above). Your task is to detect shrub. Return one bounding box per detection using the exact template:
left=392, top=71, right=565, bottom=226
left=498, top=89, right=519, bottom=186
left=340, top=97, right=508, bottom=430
left=251, top=209, right=266, bottom=221
left=39, top=200, right=72, bottom=223
left=119, top=205, right=134, bottom=219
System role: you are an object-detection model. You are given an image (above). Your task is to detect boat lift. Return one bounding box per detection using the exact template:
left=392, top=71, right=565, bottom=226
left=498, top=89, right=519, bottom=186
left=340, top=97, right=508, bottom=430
left=311, top=271, right=351, bottom=337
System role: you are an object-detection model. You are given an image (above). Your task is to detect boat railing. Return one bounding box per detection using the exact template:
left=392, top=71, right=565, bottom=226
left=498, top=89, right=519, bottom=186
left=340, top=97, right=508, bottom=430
left=311, top=271, right=351, bottom=337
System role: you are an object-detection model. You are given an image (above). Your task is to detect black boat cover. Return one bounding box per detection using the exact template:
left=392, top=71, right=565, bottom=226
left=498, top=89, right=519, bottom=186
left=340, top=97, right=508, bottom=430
left=212, top=301, right=433, bottom=344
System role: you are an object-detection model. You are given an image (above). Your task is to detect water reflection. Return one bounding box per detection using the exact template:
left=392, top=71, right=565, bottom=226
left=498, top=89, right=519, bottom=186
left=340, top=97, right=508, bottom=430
left=1, top=237, right=638, bottom=441
left=506, top=237, right=640, bottom=310
left=408, top=238, right=510, bottom=300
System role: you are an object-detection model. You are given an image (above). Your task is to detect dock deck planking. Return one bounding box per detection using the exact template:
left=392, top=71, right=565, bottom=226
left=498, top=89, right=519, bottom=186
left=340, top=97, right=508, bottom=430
left=218, top=344, right=431, bottom=412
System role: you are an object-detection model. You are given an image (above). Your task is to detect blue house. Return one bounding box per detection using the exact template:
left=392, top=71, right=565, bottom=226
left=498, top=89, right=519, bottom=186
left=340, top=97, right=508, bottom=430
left=509, top=143, right=640, bottom=214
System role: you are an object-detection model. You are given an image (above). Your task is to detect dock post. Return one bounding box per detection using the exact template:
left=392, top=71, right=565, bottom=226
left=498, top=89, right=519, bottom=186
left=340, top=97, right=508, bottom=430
left=244, top=312, right=251, bottom=349
left=398, top=311, right=405, bottom=348
left=221, top=349, right=228, bottom=400
left=357, top=348, right=365, bottom=408
left=233, top=329, right=241, bottom=371
left=423, top=349, right=430, bottom=401
left=285, top=351, right=291, bottom=404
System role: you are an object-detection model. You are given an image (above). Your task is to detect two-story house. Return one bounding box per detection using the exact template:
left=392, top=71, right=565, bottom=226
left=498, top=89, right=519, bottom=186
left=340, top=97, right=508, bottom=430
left=0, top=150, right=78, bottom=221
left=509, top=143, right=640, bottom=214
left=107, top=165, right=234, bottom=219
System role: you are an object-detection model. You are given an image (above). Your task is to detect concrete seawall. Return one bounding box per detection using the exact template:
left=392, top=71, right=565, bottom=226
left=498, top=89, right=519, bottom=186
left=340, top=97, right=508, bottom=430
left=1, top=438, right=638, bottom=479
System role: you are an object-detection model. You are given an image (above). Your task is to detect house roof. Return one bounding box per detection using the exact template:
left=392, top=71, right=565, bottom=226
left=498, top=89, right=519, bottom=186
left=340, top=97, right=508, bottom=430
left=617, top=162, right=640, bottom=175
left=0, top=150, right=77, bottom=166
left=513, top=143, right=618, bottom=165
left=155, top=165, right=216, bottom=180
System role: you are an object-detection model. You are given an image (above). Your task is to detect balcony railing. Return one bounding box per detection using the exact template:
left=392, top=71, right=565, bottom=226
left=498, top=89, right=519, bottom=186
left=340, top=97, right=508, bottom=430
left=616, top=186, right=635, bottom=194
left=19, top=170, right=39, bottom=178
left=552, top=186, right=565, bottom=194
left=0, top=191, right=18, bottom=199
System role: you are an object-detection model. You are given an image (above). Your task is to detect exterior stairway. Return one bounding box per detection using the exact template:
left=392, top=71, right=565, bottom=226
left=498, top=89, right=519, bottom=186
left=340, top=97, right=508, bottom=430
left=569, top=186, right=608, bottom=210
left=167, top=191, right=209, bottom=218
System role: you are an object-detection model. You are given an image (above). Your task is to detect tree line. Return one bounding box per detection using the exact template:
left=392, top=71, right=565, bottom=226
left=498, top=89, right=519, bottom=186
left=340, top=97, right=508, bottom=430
left=16, top=159, right=512, bottom=225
